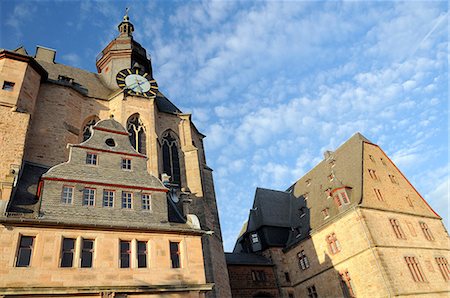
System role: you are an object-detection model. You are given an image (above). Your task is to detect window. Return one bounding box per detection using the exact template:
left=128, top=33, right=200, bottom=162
left=333, top=189, right=350, bottom=207
left=121, top=158, right=132, bottom=170
left=321, top=208, right=330, bottom=219
left=298, top=250, right=310, bottom=270
left=390, top=218, right=406, bottom=239
left=127, top=114, right=146, bottom=154
left=340, top=270, right=356, bottom=298
left=86, top=152, right=97, bottom=165
left=388, top=174, right=398, bottom=184
left=406, top=221, right=417, bottom=237
left=137, top=241, right=147, bottom=268
left=251, top=270, right=266, bottom=281
left=120, top=240, right=131, bottom=268
left=285, top=272, right=291, bottom=282
left=299, top=207, right=307, bottom=218
left=303, top=192, right=309, bottom=200
left=406, top=196, right=413, bottom=207
left=82, top=188, right=95, bottom=206
left=60, top=238, right=75, bottom=267
left=2, top=81, right=15, bottom=91
left=61, top=186, right=74, bottom=204
left=251, top=233, right=259, bottom=244
left=170, top=241, right=181, bottom=268
left=374, top=188, right=384, bottom=201
left=419, top=222, right=434, bottom=241
left=105, top=138, right=116, bottom=147
left=121, top=191, right=132, bottom=209
left=368, top=169, right=378, bottom=180
left=435, top=257, right=450, bottom=281
left=142, top=194, right=151, bottom=210
left=326, top=233, right=341, bottom=254
left=162, top=131, right=181, bottom=185
left=307, top=285, right=318, bottom=298
left=405, top=256, right=427, bottom=282
left=81, top=239, right=94, bottom=268
left=102, top=190, right=114, bottom=207
left=328, top=173, right=334, bottom=181
left=16, top=236, right=34, bottom=267
left=369, top=154, right=375, bottom=162
left=380, top=157, right=387, bottom=166
left=306, top=179, right=311, bottom=187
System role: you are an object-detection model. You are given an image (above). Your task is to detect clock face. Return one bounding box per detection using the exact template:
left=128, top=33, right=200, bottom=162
left=116, top=68, right=158, bottom=98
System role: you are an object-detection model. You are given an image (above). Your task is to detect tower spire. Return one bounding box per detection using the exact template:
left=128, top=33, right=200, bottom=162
left=118, top=7, right=134, bottom=37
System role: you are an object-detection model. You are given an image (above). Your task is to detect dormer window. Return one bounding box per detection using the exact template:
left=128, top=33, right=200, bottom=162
left=331, top=187, right=350, bottom=207
left=121, top=158, right=132, bottom=170
left=86, top=152, right=98, bottom=165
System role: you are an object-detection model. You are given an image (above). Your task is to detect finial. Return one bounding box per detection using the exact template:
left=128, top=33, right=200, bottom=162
left=118, top=6, right=134, bottom=36
left=123, top=7, right=130, bottom=21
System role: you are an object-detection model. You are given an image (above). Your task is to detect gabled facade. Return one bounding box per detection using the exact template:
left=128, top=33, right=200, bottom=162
left=0, top=13, right=231, bottom=298
left=230, top=133, right=449, bottom=298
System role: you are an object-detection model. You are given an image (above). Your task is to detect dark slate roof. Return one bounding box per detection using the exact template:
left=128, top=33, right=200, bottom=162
left=225, top=253, right=273, bottom=266
left=36, top=59, right=113, bottom=98
left=155, top=92, right=182, bottom=114
left=7, top=162, right=50, bottom=216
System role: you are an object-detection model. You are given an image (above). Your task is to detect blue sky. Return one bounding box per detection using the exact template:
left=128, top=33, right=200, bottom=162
left=1, top=0, right=448, bottom=252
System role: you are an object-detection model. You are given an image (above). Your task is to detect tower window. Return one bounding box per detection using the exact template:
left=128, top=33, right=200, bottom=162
left=298, top=250, right=310, bottom=270
left=162, top=131, right=181, bottom=185
left=16, top=236, right=35, bottom=267
left=2, top=81, right=15, bottom=91
left=127, top=114, right=146, bottom=154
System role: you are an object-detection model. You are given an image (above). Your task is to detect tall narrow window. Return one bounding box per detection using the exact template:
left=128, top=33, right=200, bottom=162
left=120, top=240, right=131, bottom=268
left=307, top=285, right=318, bottom=298
left=326, top=233, right=341, bottom=254
left=142, top=194, right=151, bottom=210
left=298, top=250, right=310, bottom=270
left=405, top=196, right=413, bottom=207
left=170, top=241, right=181, bottom=268
left=368, top=169, right=378, bottom=180
left=419, top=222, right=434, bottom=241
left=390, top=219, right=406, bottom=239
left=82, top=118, right=99, bottom=141
left=405, top=256, right=427, bottom=282
left=122, top=192, right=132, bottom=209
left=340, top=270, right=356, bottom=298
left=16, top=236, right=35, bottom=267
left=127, top=114, right=146, bottom=154
left=435, top=257, right=450, bottom=281
left=61, top=186, right=74, bottom=204
left=285, top=272, right=291, bottom=282
left=333, top=189, right=350, bottom=207
left=137, top=241, right=147, bottom=268
left=60, top=238, right=75, bottom=267
left=83, top=188, right=95, bottom=206
left=321, top=208, right=330, bottom=219
left=374, top=188, right=384, bottom=201
left=389, top=174, right=398, bottom=184
left=102, top=190, right=114, bottom=207
left=81, top=239, right=94, bottom=268
left=162, top=131, right=181, bottom=185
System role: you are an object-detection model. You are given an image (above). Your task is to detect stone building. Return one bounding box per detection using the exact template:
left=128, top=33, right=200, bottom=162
left=229, top=133, right=450, bottom=297
left=0, top=13, right=231, bottom=297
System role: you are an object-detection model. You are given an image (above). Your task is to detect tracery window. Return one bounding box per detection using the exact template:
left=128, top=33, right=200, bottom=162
left=161, top=131, right=181, bottom=185
left=127, top=114, right=146, bottom=154
left=82, top=117, right=99, bottom=141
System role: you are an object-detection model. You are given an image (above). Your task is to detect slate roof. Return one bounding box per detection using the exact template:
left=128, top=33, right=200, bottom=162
left=7, top=162, right=50, bottom=216
left=225, top=253, right=273, bottom=266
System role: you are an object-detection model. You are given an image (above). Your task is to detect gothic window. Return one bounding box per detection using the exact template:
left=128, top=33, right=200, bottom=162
left=81, top=117, right=99, bottom=141
left=161, top=131, right=181, bottom=185
left=127, top=114, right=146, bottom=154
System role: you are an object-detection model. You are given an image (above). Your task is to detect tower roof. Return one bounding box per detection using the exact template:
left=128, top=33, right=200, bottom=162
left=118, top=8, right=134, bottom=37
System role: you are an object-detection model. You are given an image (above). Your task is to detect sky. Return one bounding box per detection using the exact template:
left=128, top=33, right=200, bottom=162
left=0, top=0, right=448, bottom=252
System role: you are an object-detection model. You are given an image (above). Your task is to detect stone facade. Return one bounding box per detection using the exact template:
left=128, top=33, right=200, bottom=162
left=230, top=133, right=450, bottom=298
left=0, top=13, right=230, bottom=298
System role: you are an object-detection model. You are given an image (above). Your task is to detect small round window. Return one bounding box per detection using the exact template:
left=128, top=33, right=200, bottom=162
left=105, top=138, right=116, bottom=147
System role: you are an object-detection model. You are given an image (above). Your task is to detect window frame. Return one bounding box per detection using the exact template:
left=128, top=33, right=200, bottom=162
left=326, top=233, right=341, bottom=255
left=121, top=158, right=132, bottom=170
left=298, top=250, right=310, bottom=270
left=373, top=188, right=384, bottom=201
left=85, top=152, right=98, bottom=165
left=15, top=235, right=35, bottom=267
left=102, top=189, right=115, bottom=208
left=170, top=241, right=181, bottom=269
left=82, top=188, right=96, bottom=206
left=137, top=240, right=148, bottom=268
left=2, top=81, right=15, bottom=91
left=61, top=185, right=74, bottom=204
left=419, top=221, right=434, bottom=241
left=141, top=193, right=151, bottom=211
left=307, top=285, right=318, bottom=298
left=389, top=218, right=407, bottom=239
left=405, top=256, right=427, bottom=282
left=121, top=191, right=133, bottom=209
left=119, top=240, right=131, bottom=268
left=435, top=257, right=450, bottom=281
left=60, top=237, right=76, bottom=268
left=80, top=239, right=94, bottom=268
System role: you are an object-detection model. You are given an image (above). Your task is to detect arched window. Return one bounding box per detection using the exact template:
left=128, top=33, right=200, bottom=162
left=81, top=116, right=99, bottom=141
left=161, top=131, right=181, bottom=185
left=127, top=114, right=146, bottom=154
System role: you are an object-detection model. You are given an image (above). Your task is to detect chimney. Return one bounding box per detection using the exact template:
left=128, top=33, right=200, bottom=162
left=35, top=45, right=56, bottom=63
